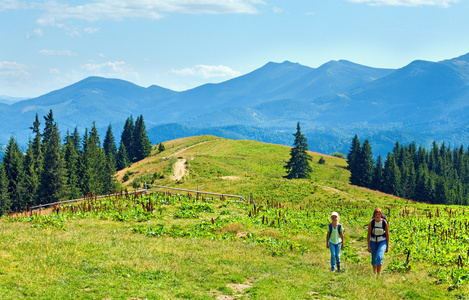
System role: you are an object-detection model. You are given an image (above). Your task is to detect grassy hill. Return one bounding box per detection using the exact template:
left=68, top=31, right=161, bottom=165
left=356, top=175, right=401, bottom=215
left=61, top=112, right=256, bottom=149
left=1, top=136, right=468, bottom=299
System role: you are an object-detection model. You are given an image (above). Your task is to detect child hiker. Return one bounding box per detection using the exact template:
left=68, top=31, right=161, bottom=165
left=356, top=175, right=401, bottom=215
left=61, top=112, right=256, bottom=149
left=326, top=211, right=344, bottom=272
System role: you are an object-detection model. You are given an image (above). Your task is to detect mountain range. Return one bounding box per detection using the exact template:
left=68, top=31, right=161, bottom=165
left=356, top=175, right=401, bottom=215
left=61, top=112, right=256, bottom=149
left=2, top=52, right=469, bottom=158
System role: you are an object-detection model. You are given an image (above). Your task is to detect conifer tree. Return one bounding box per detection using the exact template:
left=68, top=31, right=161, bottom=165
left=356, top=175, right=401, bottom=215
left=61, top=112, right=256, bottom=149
left=121, top=116, right=134, bottom=162
left=347, top=135, right=361, bottom=185
left=0, top=163, right=11, bottom=216
left=158, top=143, right=165, bottom=153
left=81, top=123, right=108, bottom=195
left=415, top=164, right=429, bottom=202
left=71, top=127, right=82, bottom=152
left=133, top=115, right=152, bottom=162
left=29, top=113, right=43, bottom=183
left=371, top=155, right=384, bottom=191
left=358, top=139, right=374, bottom=187
left=103, top=124, right=118, bottom=169
left=116, top=141, right=130, bottom=171
left=63, top=132, right=81, bottom=199
left=284, top=122, right=312, bottom=179
left=21, top=139, right=40, bottom=207
left=3, top=136, right=25, bottom=211
left=40, top=111, right=69, bottom=204
left=382, top=153, right=401, bottom=196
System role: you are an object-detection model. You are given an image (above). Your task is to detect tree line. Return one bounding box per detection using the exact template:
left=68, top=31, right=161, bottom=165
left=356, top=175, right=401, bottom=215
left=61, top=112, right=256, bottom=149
left=348, top=135, right=469, bottom=206
left=0, top=110, right=152, bottom=216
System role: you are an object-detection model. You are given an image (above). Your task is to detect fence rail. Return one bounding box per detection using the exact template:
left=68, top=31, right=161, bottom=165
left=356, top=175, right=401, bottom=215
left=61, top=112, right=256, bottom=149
left=30, top=189, right=148, bottom=211
left=145, top=183, right=248, bottom=203
left=28, top=184, right=248, bottom=213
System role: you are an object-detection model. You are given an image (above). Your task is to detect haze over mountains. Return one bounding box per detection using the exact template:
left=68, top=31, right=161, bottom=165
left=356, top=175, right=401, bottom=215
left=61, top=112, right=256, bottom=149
left=2, top=52, right=469, bottom=157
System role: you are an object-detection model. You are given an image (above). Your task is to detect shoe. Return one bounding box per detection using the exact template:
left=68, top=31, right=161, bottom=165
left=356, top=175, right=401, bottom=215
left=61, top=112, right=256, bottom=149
left=337, top=265, right=341, bottom=271
left=331, top=267, right=335, bottom=272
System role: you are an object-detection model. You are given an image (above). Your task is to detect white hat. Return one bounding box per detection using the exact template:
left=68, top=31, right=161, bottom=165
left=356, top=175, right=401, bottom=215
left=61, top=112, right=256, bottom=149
left=331, top=212, right=339, bottom=217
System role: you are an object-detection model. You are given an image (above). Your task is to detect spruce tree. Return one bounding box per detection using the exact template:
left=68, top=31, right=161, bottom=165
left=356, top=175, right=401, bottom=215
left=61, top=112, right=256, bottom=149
left=71, top=127, right=82, bottom=152
left=3, top=136, right=25, bottom=211
left=347, top=135, right=361, bottom=185
left=40, top=112, right=69, bottom=204
left=81, top=123, right=108, bottom=195
left=371, top=155, right=384, bottom=191
left=63, top=132, right=81, bottom=199
left=116, top=140, right=130, bottom=170
left=133, top=115, right=152, bottom=162
left=21, top=139, right=40, bottom=207
left=358, top=139, right=374, bottom=188
left=0, top=163, right=11, bottom=216
left=29, top=113, right=43, bottom=184
left=158, top=143, right=165, bottom=153
left=383, top=153, right=401, bottom=196
left=103, top=124, right=118, bottom=169
left=121, top=116, right=134, bottom=163
left=284, top=122, right=312, bottom=179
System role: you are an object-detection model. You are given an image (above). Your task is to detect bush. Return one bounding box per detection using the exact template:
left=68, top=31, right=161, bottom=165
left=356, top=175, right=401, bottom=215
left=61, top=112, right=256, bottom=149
left=318, top=157, right=326, bottom=164
left=331, top=152, right=346, bottom=159
left=123, top=172, right=130, bottom=182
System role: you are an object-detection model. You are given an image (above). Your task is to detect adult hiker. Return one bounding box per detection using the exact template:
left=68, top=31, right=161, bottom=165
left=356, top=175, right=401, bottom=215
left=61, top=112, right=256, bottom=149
left=367, top=207, right=389, bottom=275
left=326, top=211, right=345, bottom=272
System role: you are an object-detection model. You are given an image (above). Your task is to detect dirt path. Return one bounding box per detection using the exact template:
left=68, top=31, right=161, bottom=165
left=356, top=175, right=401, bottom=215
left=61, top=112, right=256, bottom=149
left=170, top=141, right=209, bottom=158
left=170, top=141, right=210, bottom=181
left=172, top=158, right=187, bottom=181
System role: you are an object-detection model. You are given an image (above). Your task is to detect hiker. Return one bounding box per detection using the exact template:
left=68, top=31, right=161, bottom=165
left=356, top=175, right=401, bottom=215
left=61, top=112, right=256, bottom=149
left=367, top=208, right=389, bottom=275
left=326, top=211, right=344, bottom=272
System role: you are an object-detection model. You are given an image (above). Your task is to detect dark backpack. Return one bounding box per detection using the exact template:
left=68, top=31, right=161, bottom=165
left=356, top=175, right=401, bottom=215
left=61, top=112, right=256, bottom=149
left=370, top=217, right=387, bottom=240
left=328, top=223, right=342, bottom=234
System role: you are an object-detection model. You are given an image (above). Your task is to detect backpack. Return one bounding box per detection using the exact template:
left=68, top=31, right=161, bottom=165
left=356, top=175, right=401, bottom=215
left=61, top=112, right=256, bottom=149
left=328, top=223, right=342, bottom=234
left=370, top=217, right=387, bottom=240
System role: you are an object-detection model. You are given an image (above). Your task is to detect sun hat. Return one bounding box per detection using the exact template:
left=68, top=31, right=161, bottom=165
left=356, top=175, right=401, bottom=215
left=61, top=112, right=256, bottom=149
left=331, top=212, right=339, bottom=217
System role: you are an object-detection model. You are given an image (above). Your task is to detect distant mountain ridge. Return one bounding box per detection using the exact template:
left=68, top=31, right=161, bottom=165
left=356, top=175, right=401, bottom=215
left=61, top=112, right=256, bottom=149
left=2, top=52, right=469, bottom=157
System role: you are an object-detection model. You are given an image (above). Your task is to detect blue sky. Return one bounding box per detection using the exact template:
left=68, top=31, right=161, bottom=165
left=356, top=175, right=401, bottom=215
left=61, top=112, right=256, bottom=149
left=1, top=0, right=468, bottom=97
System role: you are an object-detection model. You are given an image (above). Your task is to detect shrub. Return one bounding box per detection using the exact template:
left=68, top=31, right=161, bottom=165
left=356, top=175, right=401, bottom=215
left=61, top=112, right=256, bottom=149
left=331, top=152, right=346, bottom=159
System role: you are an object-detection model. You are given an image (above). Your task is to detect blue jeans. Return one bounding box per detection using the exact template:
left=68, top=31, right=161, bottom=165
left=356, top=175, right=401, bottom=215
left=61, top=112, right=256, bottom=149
left=329, top=241, right=341, bottom=270
left=370, top=240, right=387, bottom=266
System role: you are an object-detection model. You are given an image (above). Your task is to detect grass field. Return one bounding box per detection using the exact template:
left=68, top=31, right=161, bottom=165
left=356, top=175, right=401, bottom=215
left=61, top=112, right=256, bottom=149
left=1, top=135, right=468, bottom=299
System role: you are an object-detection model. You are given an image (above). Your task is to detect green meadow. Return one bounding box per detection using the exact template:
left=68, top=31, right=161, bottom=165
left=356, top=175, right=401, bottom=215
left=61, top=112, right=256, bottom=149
left=1, top=135, right=468, bottom=299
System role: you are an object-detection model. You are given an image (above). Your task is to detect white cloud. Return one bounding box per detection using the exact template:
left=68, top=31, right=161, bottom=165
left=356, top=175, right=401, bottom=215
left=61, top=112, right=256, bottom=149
left=25, top=28, right=43, bottom=39
left=49, top=68, right=60, bottom=74
left=0, top=61, right=29, bottom=78
left=35, top=0, right=264, bottom=26
left=346, top=0, right=459, bottom=7
left=171, top=64, right=241, bottom=79
left=272, top=6, right=283, bottom=13
left=84, top=27, right=100, bottom=34
left=39, top=49, right=77, bottom=56
left=81, top=61, right=139, bottom=80
left=0, top=0, right=29, bottom=11
left=33, top=28, right=43, bottom=36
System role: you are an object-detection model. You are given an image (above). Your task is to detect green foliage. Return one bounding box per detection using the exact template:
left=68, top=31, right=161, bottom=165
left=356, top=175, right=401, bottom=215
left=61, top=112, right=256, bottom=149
left=331, top=152, right=346, bottom=159
left=158, top=142, right=165, bottom=153
left=318, top=157, right=326, bottom=165
left=122, top=171, right=131, bottom=182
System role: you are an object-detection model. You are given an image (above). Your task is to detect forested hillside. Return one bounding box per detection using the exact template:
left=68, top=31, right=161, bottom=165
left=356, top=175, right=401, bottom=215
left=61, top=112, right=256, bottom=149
left=348, top=136, right=469, bottom=206
left=0, top=111, right=152, bottom=216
